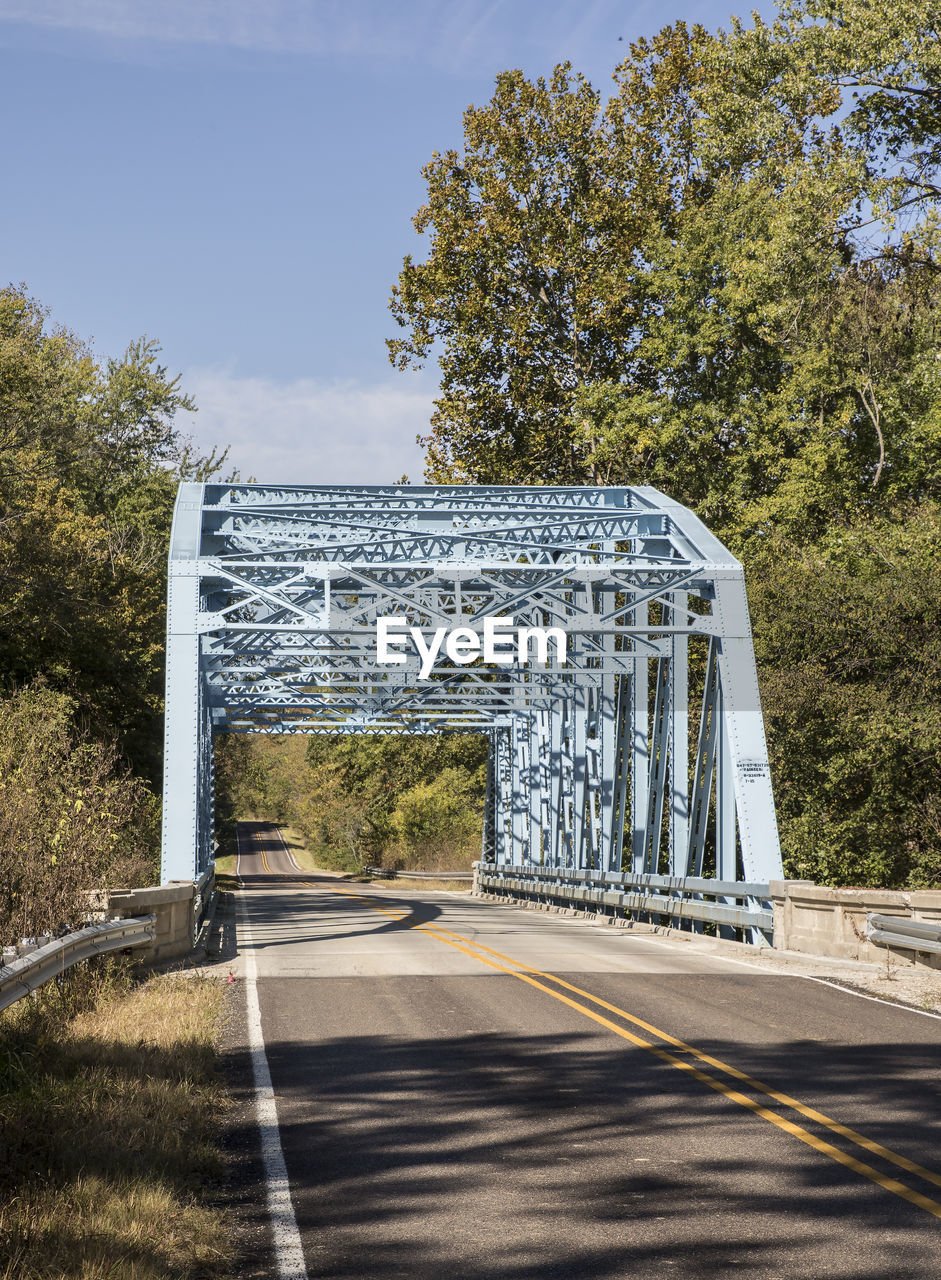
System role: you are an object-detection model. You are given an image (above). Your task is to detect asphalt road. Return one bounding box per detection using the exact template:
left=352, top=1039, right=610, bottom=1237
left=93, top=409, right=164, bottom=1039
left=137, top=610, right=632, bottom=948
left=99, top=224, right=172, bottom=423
left=231, top=821, right=941, bottom=1279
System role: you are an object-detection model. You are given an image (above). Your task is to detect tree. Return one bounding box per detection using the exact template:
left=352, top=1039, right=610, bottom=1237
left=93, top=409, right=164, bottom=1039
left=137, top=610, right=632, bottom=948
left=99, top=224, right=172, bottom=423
left=388, top=27, right=710, bottom=484
left=0, top=286, right=224, bottom=781
left=389, top=768, right=482, bottom=870
left=0, top=286, right=238, bottom=937
left=388, top=1, right=941, bottom=890
left=775, top=1, right=941, bottom=231
left=303, top=734, right=487, bottom=870
left=749, top=507, right=941, bottom=888
left=390, top=5, right=941, bottom=539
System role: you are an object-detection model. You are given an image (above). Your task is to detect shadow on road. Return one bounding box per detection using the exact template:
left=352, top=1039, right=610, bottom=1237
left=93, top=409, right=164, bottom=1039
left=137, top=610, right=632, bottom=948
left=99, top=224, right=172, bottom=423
left=220, top=1010, right=941, bottom=1280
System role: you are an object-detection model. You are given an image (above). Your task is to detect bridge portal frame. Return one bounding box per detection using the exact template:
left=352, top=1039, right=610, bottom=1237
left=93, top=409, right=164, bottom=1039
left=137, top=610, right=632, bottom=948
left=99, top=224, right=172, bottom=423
left=161, top=482, right=782, bottom=901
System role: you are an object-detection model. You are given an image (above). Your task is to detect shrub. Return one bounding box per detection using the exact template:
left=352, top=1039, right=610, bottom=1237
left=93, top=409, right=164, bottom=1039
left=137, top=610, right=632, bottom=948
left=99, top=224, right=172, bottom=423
left=0, top=683, right=158, bottom=945
left=389, top=768, right=482, bottom=870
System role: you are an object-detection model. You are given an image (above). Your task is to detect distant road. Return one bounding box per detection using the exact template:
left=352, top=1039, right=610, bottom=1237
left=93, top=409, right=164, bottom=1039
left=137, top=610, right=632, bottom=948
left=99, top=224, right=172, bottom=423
left=233, top=821, right=941, bottom=1279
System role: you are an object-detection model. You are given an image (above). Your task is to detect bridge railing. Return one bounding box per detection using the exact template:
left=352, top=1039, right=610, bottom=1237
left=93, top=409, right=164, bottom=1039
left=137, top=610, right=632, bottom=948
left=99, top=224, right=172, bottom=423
left=475, top=864, right=773, bottom=939
left=362, top=865, right=474, bottom=882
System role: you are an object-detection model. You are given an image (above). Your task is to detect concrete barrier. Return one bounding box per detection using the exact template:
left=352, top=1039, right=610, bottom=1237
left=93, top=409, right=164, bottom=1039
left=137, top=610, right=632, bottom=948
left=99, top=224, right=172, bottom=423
left=87, top=865, right=214, bottom=964
left=770, top=880, right=941, bottom=970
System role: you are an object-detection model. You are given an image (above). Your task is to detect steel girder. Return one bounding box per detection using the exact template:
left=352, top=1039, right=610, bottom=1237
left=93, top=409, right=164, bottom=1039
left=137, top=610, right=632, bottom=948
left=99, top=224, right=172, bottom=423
left=160, top=482, right=783, bottom=887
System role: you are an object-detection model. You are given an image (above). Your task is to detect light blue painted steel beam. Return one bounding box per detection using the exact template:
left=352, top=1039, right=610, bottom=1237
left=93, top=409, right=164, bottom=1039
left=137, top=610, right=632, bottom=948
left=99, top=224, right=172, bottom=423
left=161, top=483, right=783, bottom=887
left=161, top=483, right=207, bottom=882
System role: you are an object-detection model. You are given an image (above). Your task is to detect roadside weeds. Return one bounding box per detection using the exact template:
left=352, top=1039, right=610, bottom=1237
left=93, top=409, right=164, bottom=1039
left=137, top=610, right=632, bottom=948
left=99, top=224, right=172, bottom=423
left=0, top=961, right=234, bottom=1280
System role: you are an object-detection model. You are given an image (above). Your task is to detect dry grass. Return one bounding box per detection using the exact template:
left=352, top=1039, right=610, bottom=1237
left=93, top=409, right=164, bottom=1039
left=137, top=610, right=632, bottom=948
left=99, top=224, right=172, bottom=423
left=0, top=963, right=232, bottom=1279
left=390, top=877, right=473, bottom=893
left=388, top=841, right=477, bottom=876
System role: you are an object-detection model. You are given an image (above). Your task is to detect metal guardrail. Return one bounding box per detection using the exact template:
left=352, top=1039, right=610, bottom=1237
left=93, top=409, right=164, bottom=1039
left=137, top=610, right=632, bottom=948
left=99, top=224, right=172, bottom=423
left=868, top=914, right=941, bottom=955
left=475, top=864, right=773, bottom=934
left=0, top=916, right=156, bottom=1014
left=395, top=871, right=474, bottom=881
left=194, top=862, right=216, bottom=945
left=362, top=865, right=473, bottom=882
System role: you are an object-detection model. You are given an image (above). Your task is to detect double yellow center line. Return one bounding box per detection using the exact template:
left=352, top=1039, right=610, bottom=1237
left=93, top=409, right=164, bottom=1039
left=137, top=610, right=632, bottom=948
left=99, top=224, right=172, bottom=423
left=313, top=880, right=941, bottom=1221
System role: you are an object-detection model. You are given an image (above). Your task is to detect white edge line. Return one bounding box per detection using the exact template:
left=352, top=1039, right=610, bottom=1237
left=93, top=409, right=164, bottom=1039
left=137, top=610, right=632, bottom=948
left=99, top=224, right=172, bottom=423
left=239, top=892, right=310, bottom=1280
left=489, top=897, right=941, bottom=1021
left=235, top=823, right=243, bottom=883
left=591, top=925, right=941, bottom=1022
left=799, top=974, right=941, bottom=1022
left=275, top=824, right=305, bottom=874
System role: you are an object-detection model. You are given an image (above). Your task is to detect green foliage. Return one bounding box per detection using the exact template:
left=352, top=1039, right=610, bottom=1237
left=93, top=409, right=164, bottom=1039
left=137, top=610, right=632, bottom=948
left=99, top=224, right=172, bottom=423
left=391, top=5, right=941, bottom=529
left=751, top=506, right=941, bottom=887
left=214, top=733, right=488, bottom=874
left=214, top=734, right=323, bottom=860
left=565, top=11, right=941, bottom=542
left=388, top=28, right=710, bottom=484
left=773, top=2, right=941, bottom=224
left=389, top=767, right=482, bottom=870
left=303, top=734, right=487, bottom=870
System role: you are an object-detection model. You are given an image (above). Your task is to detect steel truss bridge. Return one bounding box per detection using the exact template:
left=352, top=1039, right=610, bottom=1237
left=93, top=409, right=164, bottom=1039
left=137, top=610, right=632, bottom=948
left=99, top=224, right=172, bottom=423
left=161, top=483, right=782, bottom=934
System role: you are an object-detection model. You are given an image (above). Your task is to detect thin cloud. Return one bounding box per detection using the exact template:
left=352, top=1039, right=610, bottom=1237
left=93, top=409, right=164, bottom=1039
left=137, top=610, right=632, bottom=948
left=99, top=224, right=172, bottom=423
left=180, top=367, right=433, bottom=485
left=0, top=0, right=646, bottom=74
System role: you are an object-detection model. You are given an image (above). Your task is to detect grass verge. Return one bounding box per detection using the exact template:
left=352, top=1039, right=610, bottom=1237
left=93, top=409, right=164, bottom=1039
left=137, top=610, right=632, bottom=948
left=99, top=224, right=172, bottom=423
left=0, top=962, right=232, bottom=1280
left=277, top=826, right=324, bottom=874
left=388, top=877, right=473, bottom=893
left=214, top=852, right=236, bottom=878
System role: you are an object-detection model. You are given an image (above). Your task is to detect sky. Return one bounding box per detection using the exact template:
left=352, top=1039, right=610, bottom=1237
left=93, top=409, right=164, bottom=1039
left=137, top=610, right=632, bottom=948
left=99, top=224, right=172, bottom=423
left=0, top=0, right=777, bottom=484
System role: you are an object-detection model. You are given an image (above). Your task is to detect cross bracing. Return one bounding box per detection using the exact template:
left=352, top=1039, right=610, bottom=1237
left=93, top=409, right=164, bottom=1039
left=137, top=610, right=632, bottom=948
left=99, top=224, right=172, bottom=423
left=161, top=482, right=783, bottom=906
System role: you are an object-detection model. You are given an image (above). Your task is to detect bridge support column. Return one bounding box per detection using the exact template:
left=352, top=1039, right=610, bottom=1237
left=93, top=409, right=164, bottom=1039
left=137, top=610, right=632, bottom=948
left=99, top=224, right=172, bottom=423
left=713, top=571, right=781, bottom=886
left=161, top=484, right=207, bottom=883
